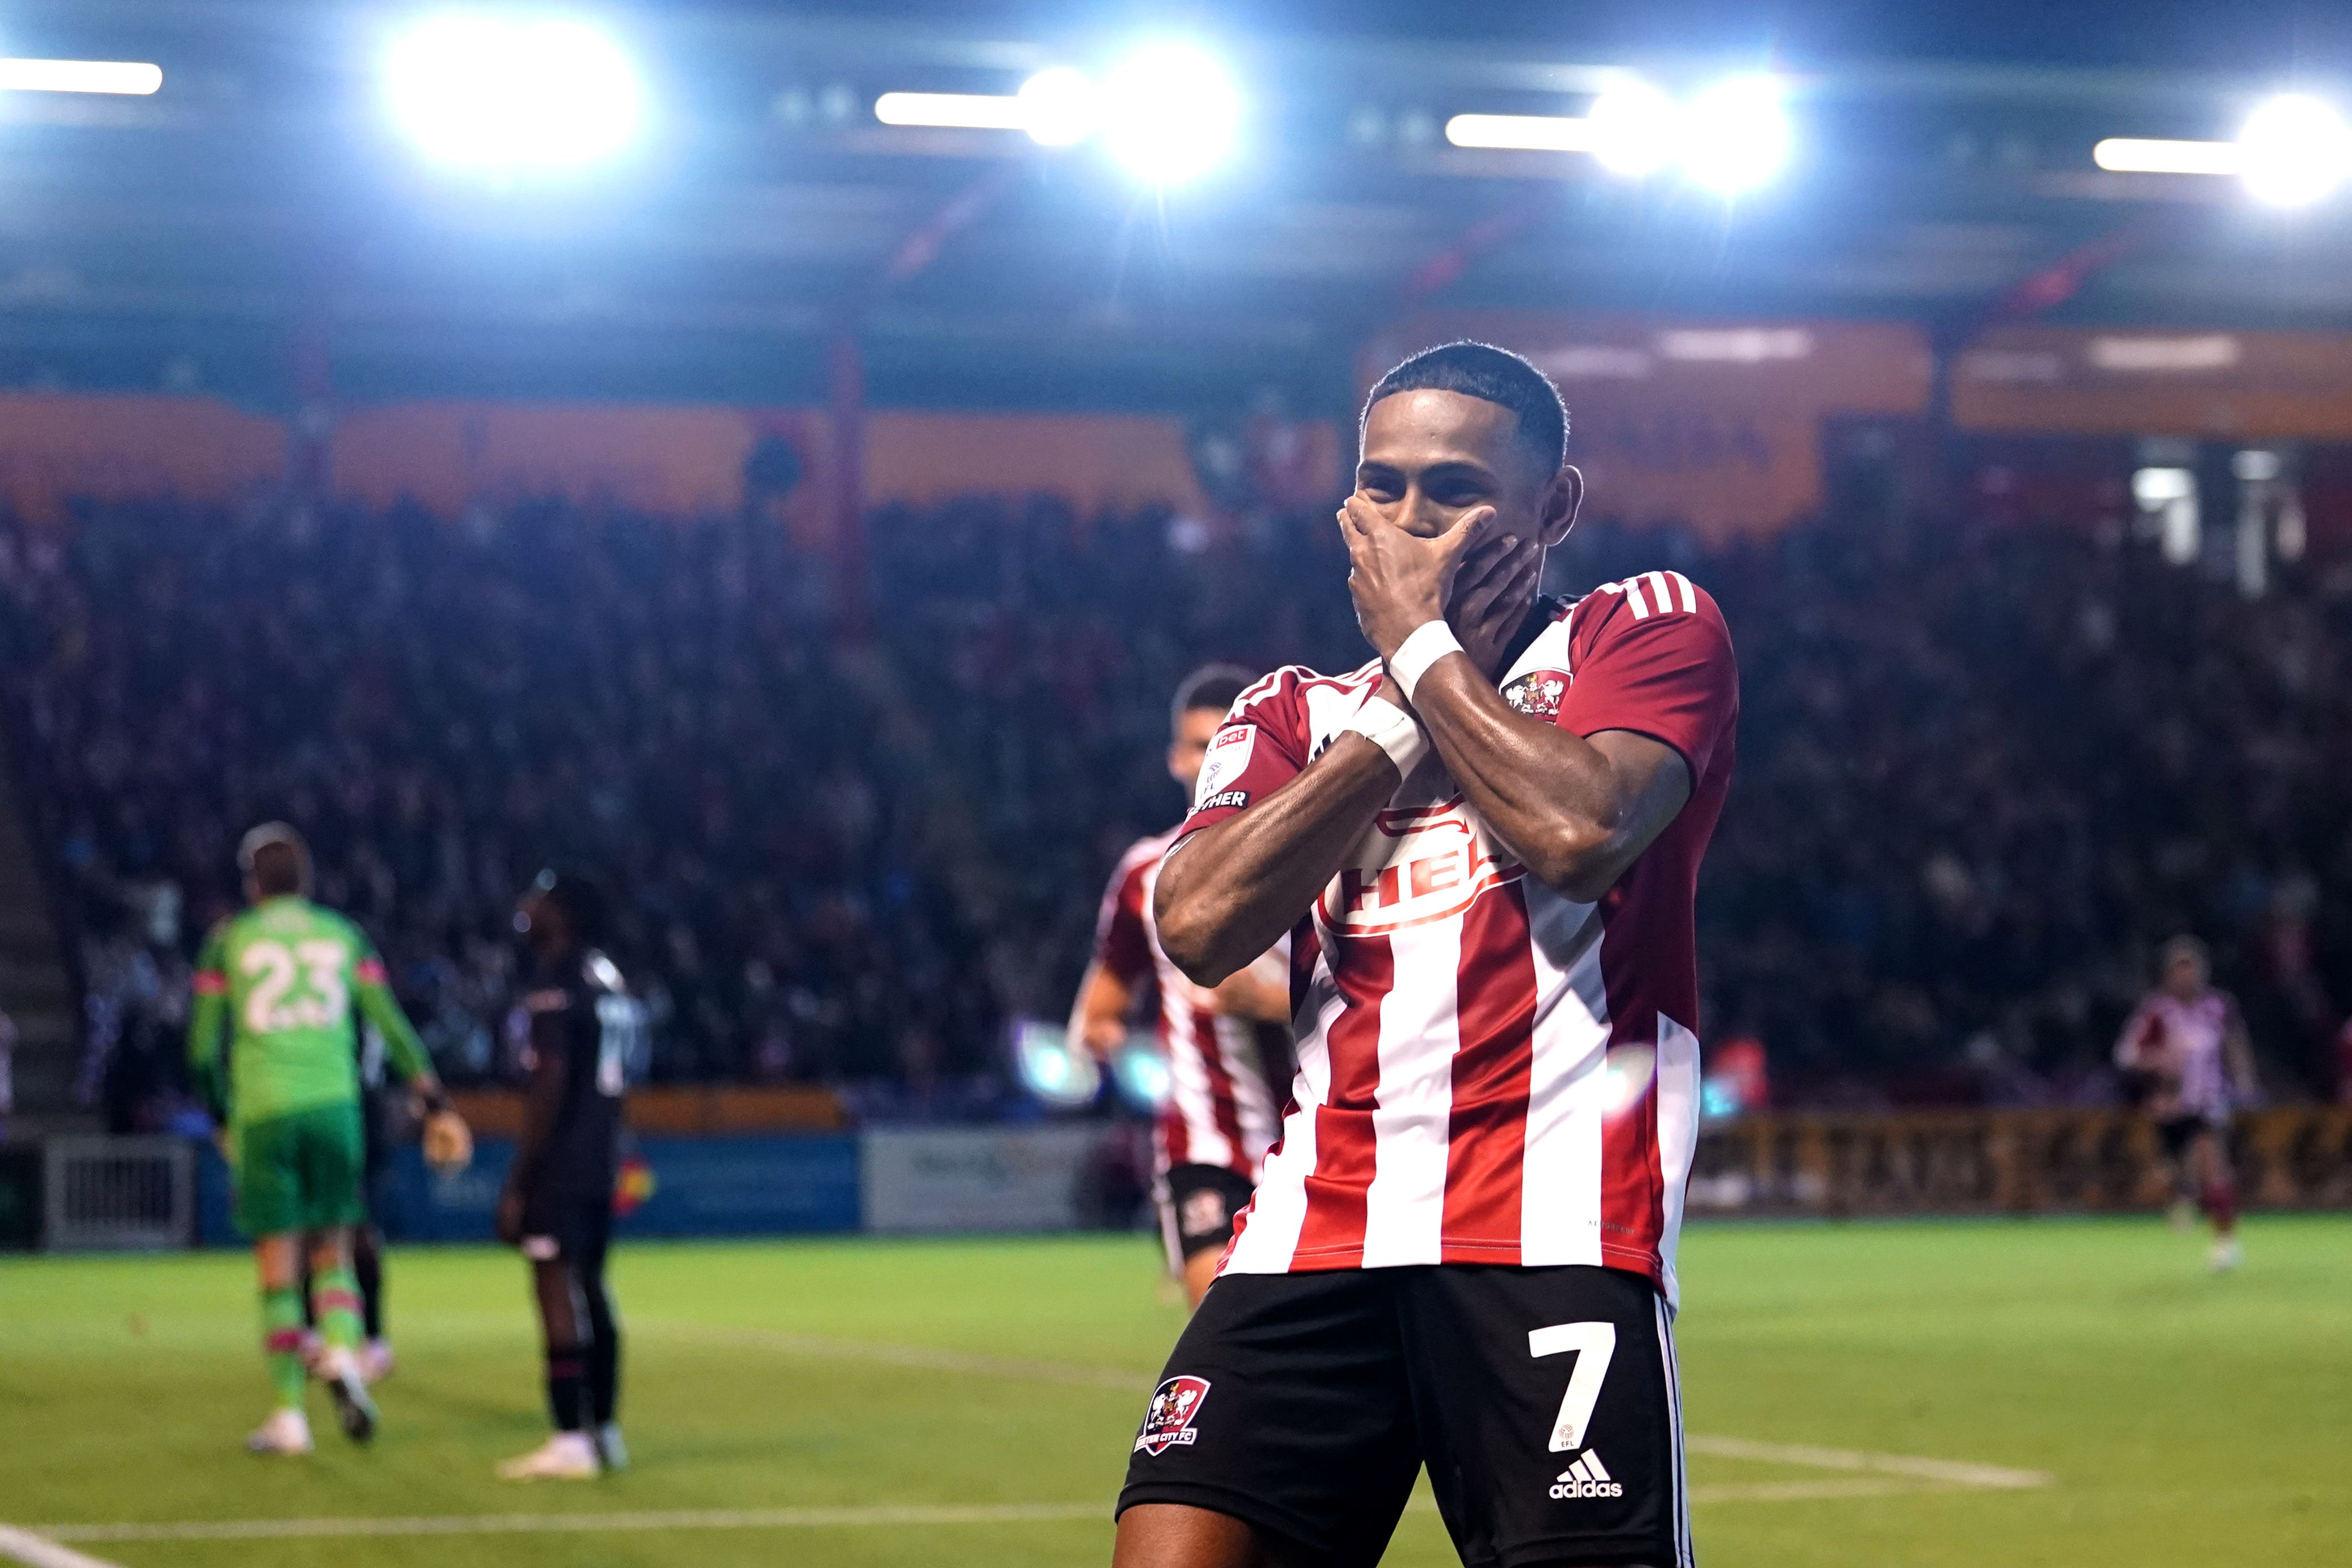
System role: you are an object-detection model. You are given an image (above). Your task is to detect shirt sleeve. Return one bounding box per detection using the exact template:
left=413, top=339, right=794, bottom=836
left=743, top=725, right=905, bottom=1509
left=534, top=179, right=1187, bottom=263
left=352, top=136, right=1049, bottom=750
left=1173, top=670, right=1314, bottom=840
left=1558, top=579, right=1738, bottom=781
left=350, top=926, right=433, bottom=1084
left=1090, top=852, right=1157, bottom=988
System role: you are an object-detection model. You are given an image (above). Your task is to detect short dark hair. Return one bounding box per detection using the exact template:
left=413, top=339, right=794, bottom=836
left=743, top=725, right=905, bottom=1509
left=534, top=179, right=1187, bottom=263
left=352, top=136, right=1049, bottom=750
left=530, top=868, right=610, bottom=948
left=1362, top=341, right=1569, bottom=472
left=238, top=822, right=310, bottom=899
left=1173, top=663, right=1256, bottom=728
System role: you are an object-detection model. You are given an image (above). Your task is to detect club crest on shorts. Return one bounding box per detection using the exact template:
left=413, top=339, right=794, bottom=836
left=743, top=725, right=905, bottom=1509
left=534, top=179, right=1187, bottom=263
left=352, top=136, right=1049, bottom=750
left=1179, top=1188, right=1228, bottom=1237
left=1134, top=1375, right=1211, bottom=1456
left=1501, top=669, right=1569, bottom=721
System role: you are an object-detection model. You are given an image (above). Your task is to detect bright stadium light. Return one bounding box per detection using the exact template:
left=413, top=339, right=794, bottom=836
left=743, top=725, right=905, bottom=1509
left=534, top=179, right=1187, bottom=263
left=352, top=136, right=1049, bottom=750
left=385, top=15, right=644, bottom=173
left=1680, top=74, right=1789, bottom=193
left=0, top=58, right=163, bottom=95
left=2093, top=137, right=2242, bottom=176
left=1099, top=43, right=1240, bottom=184
left=1017, top=66, right=1099, bottom=147
left=2235, top=93, right=2352, bottom=208
left=1587, top=79, right=1679, bottom=176
left=873, top=90, right=1028, bottom=131
left=1443, top=113, right=1596, bottom=153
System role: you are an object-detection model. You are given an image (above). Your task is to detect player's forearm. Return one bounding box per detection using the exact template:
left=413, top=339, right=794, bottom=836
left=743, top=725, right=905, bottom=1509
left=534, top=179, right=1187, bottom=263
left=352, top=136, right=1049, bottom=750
left=1412, top=659, right=1665, bottom=901
left=1210, top=965, right=1291, bottom=1025
left=1155, top=741, right=1396, bottom=986
left=1069, top=965, right=1134, bottom=1056
left=362, top=986, right=440, bottom=1101
left=186, top=996, right=229, bottom=1116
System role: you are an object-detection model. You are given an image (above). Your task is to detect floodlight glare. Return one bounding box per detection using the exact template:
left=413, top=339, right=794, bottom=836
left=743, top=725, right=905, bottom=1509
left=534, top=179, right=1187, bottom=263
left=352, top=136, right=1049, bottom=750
left=2235, top=93, right=2352, bottom=208
left=1018, top=66, right=1099, bottom=147
left=1099, top=43, right=1240, bottom=184
left=385, top=15, right=643, bottom=173
left=1680, top=74, right=1789, bottom=193
left=1587, top=79, right=1679, bottom=176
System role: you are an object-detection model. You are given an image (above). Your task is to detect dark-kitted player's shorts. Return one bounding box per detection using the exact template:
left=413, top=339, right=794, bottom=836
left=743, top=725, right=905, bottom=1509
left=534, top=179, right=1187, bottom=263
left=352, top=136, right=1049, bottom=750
left=1156, top=1163, right=1256, bottom=1269
left=232, top=1102, right=367, bottom=1238
left=520, top=1185, right=613, bottom=1277
left=1117, top=1264, right=1690, bottom=1568
left=2157, top=1112, right=2224, bottom=1163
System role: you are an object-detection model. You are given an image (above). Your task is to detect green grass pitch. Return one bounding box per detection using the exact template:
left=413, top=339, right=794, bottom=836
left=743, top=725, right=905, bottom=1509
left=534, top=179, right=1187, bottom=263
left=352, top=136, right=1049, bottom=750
left=3, top=1216, right=2347, bottom=1566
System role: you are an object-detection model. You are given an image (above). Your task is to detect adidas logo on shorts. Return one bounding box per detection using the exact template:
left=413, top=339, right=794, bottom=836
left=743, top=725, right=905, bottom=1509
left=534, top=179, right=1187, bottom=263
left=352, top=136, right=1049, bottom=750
left=1548, top=1451, right=1624, bottom=1500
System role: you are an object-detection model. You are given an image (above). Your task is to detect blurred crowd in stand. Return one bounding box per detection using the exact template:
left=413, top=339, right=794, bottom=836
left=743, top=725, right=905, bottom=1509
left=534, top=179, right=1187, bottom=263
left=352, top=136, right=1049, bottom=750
left=4, top=482, right=2350, bottom=1129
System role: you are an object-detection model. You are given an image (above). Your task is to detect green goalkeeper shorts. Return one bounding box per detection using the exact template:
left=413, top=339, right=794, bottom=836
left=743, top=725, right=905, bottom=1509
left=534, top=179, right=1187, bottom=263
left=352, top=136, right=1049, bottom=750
left=232, top=1103, right=367, bottom=1238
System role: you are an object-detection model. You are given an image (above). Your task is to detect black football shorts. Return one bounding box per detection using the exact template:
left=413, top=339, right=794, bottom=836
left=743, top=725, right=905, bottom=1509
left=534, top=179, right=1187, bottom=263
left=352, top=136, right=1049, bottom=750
left=519, top=1187, right=613, bottom=1278
left=1157, top=1163, right=1257, bottom=1269
left=1117, top=1264, right=1691, bottom=1568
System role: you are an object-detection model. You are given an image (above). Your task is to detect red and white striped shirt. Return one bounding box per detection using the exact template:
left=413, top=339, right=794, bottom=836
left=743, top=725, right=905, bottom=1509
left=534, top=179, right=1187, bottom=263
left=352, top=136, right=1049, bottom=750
left=2115, top=990, right=2240, bottom=1121
left=1092, top=830, right=1287, bottom=1179
left=1177, top=572, right=1737, bottom=1304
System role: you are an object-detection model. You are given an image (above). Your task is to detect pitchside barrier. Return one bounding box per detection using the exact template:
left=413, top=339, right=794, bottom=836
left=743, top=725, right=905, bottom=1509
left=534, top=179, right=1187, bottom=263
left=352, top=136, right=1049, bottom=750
left=1686, top=1107, right=2352, bottom=1216
left=21, top=1107, right=2352, bottom=1248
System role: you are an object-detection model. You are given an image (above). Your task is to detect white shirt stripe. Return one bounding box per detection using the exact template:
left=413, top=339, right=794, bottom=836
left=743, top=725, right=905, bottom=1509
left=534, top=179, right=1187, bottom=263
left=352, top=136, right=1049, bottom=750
left=1360, top=918, right=1461, bottom=1266
left=1518, top=881, right=1610, bottom=1265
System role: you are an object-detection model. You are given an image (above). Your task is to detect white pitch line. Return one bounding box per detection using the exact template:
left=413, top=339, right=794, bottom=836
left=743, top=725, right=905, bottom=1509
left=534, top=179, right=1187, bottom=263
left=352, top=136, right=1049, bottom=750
left=42, top=1504, right=1103, bottom=1543
left=641, top=1320, right=2056, bottom=1493
left=33, top=1482, right=1983, bottom=1544
left=0, top=1523, right=126, bottom=1568
left=1685, top=1435, right=2052, bottom=1491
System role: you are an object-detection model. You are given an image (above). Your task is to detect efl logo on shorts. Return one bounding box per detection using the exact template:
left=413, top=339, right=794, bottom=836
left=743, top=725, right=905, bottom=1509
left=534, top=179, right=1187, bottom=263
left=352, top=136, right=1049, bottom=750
left=1134, top=1375, right=1212, bottom=1456
left=1179, top=1188, right=1229, bottom=1238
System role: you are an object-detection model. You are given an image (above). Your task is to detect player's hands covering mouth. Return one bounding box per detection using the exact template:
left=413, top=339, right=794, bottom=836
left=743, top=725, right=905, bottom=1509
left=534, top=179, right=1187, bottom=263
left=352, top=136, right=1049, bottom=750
left=1338, top=495, right=1544, bottom=685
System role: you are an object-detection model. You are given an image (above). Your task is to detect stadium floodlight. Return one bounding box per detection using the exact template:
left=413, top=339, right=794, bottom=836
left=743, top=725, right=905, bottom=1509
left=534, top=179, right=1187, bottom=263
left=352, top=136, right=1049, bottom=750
left=1017, top=66, right=1099, bottom=147
left=1443, top=113, right=1596, bottom=153
left=1679, top=74, right=1789, bottom=193
left=1098, top=43, right=1240, bottom=184
left=1586, top=79, right=1680, bottom=176
left=0, top=58, right=163, bottom=95
left=384, top=15, right=644, bottom=173
left=873, top=91, right=1029, bottom=132
left=2093, top=137, right=2242, bottom=176
left=2235, top=93, right=2352, bottom=208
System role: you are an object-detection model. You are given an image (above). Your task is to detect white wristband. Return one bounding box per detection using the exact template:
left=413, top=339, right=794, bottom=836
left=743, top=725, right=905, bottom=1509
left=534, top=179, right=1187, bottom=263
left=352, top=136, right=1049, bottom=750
left=1343, top=695, right=1430, bottom=778
left=1388, top=620, right=1465, bottom=703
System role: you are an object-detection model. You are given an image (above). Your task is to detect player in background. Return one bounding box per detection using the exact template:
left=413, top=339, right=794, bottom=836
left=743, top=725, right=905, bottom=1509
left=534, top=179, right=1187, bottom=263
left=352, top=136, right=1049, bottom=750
left=189, top=823, right=471, bottom=1457
left=1071, top=665, right=1294, bottom=1307
left=298, top=1031, right=402, bottom=1384
left=2115, top=935, right=2259, bottom=1270
left=1118, top=342, right=1738, bottom=1568
left=495, top=870, right=643, bottom=1480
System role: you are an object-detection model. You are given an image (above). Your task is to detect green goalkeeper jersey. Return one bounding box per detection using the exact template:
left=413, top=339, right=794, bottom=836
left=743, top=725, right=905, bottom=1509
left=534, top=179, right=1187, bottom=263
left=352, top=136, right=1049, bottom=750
left=187, top=896, right=432, bottom=1128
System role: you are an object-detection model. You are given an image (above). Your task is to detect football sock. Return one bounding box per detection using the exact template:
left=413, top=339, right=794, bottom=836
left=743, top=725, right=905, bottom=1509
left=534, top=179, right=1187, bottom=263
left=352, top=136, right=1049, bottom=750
left=262, top=1286, right=308, bottom=1409
left=585, top=1283, right=620, bottom=1426
left=546, top=1343, right=592, bottom=1433
left=312, top=1264, right=365, bottom=1354
left=2201, top=1180, right=2238, bottom=1233
left=354, top=1231, right=385, bottom=1341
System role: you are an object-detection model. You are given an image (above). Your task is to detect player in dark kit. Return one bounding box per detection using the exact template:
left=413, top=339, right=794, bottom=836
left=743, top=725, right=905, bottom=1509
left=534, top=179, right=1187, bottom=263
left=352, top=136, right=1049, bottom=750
left=494, top=870, right=645, bottom=1480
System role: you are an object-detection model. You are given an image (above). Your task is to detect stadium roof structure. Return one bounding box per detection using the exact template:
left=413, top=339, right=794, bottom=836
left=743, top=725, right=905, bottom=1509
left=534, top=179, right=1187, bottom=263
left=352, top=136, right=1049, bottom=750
left=0, top=0, right=2346, bottom=411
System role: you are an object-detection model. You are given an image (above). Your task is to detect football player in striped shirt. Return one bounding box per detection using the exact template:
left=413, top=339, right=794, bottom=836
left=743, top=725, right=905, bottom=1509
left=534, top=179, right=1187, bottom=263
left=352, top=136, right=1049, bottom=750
left=1071, top=665, right=1293, bottom=1306
left=1116, top=342, right=1737, bottom=1568
left=2114, top=935, right=2259, bottom=1270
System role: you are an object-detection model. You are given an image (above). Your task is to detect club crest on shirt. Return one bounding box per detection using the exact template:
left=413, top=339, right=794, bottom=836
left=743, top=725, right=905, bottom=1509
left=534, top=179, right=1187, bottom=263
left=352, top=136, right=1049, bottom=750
left=1134, top=1375, right=1212, bottom=1456
left=1501, top=669, right=1569, bottom=721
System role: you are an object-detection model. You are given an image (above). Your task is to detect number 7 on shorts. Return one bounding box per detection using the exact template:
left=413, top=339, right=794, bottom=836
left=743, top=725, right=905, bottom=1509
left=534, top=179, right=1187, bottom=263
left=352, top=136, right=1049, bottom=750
left=1528, top=1322, right=1617, bottom=1453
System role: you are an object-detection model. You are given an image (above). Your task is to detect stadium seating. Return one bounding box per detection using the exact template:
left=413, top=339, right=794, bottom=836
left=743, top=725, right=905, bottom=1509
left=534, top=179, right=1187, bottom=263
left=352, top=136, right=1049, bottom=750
left=2, top=490, right=2347, bottom=1128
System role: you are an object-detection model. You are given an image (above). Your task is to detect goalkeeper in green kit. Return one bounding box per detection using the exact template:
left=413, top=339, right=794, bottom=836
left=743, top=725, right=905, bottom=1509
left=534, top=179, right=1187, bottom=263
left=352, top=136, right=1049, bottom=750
left=188, top=824, right=473, bottom=1456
